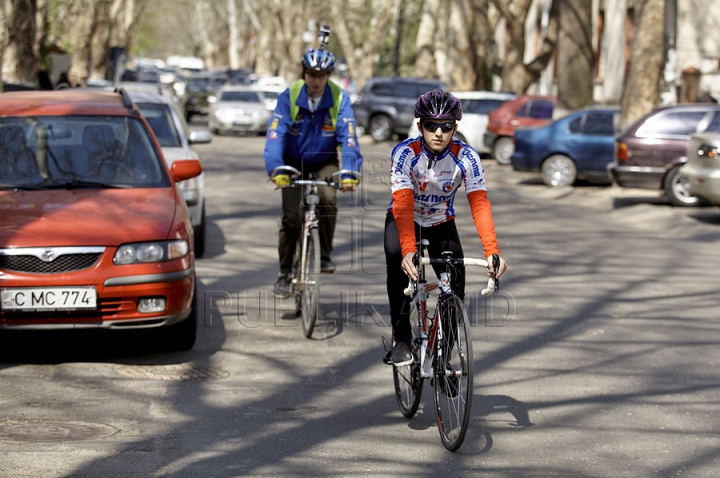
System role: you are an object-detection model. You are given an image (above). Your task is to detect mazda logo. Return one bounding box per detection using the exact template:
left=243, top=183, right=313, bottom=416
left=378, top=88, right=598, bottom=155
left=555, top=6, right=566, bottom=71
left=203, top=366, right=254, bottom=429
left=40, top=250, right=55, bottom=262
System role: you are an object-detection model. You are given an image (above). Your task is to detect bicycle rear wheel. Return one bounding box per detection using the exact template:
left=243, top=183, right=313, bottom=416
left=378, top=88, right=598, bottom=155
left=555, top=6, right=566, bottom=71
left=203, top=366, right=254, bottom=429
left=392, top=303, right=424, bottom=418
left=300, top=227, right=320, bottom=338
left=433, top=294, right=474, bottom=452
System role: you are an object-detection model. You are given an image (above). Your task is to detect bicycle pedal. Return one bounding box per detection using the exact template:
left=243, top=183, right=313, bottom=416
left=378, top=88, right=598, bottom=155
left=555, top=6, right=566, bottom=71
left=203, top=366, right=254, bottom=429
left=382, top=350, right=394, bottom=366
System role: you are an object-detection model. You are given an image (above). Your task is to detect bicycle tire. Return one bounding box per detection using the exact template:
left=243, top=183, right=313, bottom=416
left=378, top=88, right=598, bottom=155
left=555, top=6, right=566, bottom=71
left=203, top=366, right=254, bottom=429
left=300, top=227, right=320, bottom=338
left=433, top=294, right=474, bottom=452
left=392, top=303, right=424, bottom=418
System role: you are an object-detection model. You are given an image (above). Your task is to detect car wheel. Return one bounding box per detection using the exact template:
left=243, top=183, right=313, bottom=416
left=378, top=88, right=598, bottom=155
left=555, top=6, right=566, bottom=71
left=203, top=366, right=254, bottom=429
left=493, top=136, right=515, bottom=165
left=541, top=154, right=577, bottom=187
left=369, top=114, right=393, bottom=142
left=165, top=286, right=198, bottom=351
left=194, top=204, right=206, bottom=258
left=453, top=132, right=467, bottom=143
left=664, top=165, right=701, bottom=207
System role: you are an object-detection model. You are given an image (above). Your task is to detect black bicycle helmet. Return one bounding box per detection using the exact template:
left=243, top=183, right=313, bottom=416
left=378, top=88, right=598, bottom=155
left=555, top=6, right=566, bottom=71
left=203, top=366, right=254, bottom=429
left=414, top=89, right=463, bottom=121
left=302, top=48, right=336, bottom=73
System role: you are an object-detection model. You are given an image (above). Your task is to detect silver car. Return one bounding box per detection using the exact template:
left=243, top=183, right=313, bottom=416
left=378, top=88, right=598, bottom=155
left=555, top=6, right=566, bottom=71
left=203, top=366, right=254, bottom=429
left=126, top=90, right=212, bottom=257
left=680, top=132, right=720, bottom=205
left=208, top=86, right=273, bottom=135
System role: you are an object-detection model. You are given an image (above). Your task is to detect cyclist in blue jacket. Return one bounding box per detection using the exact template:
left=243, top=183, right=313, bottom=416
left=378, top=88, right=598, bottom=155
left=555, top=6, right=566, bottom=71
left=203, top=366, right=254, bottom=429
left=265, top=46, right=363, bottom=299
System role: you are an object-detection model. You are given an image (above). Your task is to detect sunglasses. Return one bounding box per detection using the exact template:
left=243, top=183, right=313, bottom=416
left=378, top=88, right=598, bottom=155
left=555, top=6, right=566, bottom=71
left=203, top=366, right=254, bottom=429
left=421, top=121, right=455, bottom=133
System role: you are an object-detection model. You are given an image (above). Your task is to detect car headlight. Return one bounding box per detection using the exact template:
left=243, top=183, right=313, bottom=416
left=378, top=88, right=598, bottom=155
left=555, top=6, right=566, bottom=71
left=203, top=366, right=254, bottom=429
left=697, top=144, right=719, bottom=159
left=114, top=240, right=189, bottom=264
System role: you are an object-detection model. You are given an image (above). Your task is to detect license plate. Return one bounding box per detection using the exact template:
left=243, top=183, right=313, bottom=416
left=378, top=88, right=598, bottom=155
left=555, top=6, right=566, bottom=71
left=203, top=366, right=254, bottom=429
left=1, top=287, right=97, bottom=311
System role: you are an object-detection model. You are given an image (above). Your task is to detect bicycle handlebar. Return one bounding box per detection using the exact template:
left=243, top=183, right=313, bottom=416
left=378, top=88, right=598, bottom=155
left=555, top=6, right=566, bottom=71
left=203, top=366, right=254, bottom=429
left=269, top=165, right=361, bottom=189
left=403, top=256, right=497, bottom=297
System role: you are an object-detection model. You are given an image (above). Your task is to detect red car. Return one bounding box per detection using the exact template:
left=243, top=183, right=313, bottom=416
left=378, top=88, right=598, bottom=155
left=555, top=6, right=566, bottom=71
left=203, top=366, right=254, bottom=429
left=0, top=90, right=202, bottom=350
left=483, top=94, right=556, bottom=164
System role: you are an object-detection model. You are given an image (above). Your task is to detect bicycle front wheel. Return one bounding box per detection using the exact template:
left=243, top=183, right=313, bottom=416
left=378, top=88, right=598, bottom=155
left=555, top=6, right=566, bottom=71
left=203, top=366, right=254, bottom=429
left=433, top=294, right=474, bottom=452
left=392, top=303, right=424, bottom=418
left=300, top=227, right=320, bottom=338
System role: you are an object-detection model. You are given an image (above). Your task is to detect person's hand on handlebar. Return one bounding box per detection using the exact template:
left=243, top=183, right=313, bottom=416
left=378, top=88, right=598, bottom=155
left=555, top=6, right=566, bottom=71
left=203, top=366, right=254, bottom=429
left=401, top=252, right=419, bottom=281
left=341, top=178, right=358, bottom=192
left=487, top=254, right=508, bottom=279
left=272, top=174, right=290, bottom=187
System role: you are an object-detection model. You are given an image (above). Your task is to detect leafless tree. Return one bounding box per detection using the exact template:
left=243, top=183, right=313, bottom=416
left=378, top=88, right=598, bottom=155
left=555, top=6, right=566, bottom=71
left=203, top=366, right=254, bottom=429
left=620, top=0, right=664, bottom=130
left=330, top=0, right=397, bottom=90
left=489, top=0, right=558, bottom=93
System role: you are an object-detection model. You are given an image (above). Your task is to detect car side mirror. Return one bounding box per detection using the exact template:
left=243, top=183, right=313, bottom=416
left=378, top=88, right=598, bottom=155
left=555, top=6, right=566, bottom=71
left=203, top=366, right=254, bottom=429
left=171, top=159, right=202, bottom=182
left=188, top=130, right=212, bottom=144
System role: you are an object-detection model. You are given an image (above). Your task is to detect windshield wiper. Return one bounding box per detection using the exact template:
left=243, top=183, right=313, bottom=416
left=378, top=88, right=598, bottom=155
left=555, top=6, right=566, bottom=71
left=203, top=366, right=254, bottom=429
left=0, top=183, right=49, bottom=190
left=42, top=179, right=132, bottom=189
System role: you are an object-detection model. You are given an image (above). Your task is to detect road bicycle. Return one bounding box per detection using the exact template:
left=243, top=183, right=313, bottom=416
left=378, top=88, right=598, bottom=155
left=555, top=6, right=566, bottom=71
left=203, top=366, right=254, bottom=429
left=270, top=165, right=360, bottom=338
left=384, top=239, right=499, bottom=451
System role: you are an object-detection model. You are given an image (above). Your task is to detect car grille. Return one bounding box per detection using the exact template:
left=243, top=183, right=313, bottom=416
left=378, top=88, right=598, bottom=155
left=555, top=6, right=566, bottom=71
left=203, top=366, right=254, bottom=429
left=0, top=253, right=102, bottom=274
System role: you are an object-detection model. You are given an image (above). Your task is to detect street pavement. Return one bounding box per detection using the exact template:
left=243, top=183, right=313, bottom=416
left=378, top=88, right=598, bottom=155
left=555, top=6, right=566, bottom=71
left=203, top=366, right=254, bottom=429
left=1, top=130, right=719, bottom=477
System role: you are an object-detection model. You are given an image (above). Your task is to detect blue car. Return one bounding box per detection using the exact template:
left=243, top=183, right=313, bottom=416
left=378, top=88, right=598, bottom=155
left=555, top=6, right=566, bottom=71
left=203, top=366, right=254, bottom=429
left=511, top=107, right=620, bottom=186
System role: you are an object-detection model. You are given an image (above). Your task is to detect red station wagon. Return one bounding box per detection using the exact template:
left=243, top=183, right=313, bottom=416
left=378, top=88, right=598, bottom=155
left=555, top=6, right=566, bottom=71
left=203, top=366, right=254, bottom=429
left=0, top=90, right=202, bottom=350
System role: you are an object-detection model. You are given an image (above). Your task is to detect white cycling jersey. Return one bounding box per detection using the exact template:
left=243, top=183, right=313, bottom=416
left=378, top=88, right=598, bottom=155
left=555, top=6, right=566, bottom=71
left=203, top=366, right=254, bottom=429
left=389, top=135, right=487, bottom=227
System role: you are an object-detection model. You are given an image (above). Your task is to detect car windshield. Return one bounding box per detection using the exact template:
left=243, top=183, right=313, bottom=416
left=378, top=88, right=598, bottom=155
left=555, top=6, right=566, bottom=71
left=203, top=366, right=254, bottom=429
left=136, top=103, right=182, bottom=147
left=462, top=99, right=510, bottom=115
left=220, top=91, right=261, bottom=102
left=0, top=116, right=168, bottom=189
left=260, top=90, right=280, bottom=100
left=187, top=77, right=227, bottom=91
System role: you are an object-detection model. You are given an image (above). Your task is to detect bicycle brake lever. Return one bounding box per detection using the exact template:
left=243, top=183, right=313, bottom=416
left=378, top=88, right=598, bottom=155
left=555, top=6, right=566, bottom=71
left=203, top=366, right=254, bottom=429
left=492, top=253, right=500, bottom=292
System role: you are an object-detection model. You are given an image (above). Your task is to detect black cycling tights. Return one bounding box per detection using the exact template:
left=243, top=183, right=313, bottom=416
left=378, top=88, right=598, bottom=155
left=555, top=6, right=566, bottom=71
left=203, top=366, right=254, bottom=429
left=384, top=212, right=465, bottom=343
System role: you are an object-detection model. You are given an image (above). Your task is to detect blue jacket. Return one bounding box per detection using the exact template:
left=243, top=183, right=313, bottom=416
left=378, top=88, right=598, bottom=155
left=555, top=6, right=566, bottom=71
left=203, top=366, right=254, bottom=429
left=264, top=80, right=363, bottom=177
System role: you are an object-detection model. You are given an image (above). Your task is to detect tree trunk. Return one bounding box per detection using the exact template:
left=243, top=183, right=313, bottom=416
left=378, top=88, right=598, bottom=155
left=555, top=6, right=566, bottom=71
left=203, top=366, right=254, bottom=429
left=556, top=0, right=593, bottom=114
left=228, top=0, right=239, bottom=69
left=469, top=0, right=491, bottom=90
left=620, top=0, right=664, bottom=131
left=0, top=0, right=6, bottom=91
left=5, top=0, right=38, bottom=85
left=447, top=0, right=475, bottom=90
left=413, top=0, right=441, bottom=79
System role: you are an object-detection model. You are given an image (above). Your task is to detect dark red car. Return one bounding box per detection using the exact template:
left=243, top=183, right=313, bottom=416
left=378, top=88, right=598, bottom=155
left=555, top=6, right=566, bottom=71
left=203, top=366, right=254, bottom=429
left=608, top=104, right=720, bottom=206
left=0, top=90, right=203, bottom=350
left=483, top=95, right=556, bottom=164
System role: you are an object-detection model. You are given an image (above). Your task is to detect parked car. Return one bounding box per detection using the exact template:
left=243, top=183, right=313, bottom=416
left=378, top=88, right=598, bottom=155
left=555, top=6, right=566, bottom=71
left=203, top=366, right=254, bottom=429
left=183, top=73, right=229, bottom=121
left=511, top=107, right=620, bottom=186
left=208, top=85, right=273, bottom=135
left=127, top=89, right=212, bottom=258
left=406, top=91, right=517, bottom=154
left=0, top=89, right=202, bottom=350
left=679, top=132, right=720, bottom=205
left=484, top=95, right=556, bottom=164
left=608, top=104, right=720, bottom=206
left=353, top=76, right=446, bottom=142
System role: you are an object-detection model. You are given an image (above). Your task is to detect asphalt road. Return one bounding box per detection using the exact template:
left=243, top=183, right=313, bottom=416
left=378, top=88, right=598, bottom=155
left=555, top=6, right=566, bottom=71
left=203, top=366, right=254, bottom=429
left=1, top=126, right=720, bottom=477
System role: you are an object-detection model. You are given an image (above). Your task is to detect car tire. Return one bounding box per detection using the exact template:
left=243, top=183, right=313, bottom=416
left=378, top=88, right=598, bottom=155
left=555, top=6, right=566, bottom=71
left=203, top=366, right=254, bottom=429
left=492, top=136, right=515, bottom=165
left=541, top=154, right=577, bottom=187
left=664, top=165, right=701, bottom=207
left=369, top=114, right=393, bottom=142
left=453, top=132, right=467, bottom=143
left=165, top=287, right=198, bottom=351
left=194, top=204, right=206, bottom=258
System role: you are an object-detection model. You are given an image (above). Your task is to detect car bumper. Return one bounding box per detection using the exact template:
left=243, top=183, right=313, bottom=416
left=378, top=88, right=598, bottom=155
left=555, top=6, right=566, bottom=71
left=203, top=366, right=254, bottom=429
left=213, top=117, right=267, bottom=133
left=0, top=264, right=195, bottom=329
left=607, top=163, right=664, bottom=189
left=681, top=164, right=720, bottom=204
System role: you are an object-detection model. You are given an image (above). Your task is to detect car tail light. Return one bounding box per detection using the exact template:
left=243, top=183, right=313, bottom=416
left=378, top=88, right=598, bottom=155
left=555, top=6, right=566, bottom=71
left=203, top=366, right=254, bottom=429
left=616, top=142, right=629, bottom=161
left=697, top=144, right=719, bottom=159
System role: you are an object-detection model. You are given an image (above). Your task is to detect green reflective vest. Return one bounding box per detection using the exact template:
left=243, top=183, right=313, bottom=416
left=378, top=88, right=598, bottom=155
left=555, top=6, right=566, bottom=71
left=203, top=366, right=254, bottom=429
left=289, top=79, right=343, bottom=129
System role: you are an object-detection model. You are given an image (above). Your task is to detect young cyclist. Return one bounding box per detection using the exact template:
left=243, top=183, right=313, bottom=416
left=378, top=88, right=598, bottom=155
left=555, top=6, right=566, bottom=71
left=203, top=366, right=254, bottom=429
left=385, top=89, right=508, bottom=366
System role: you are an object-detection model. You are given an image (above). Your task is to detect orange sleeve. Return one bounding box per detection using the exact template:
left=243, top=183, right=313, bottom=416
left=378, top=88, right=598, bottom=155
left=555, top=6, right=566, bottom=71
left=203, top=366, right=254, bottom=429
left=391, top=189, right=417, bottom=257
left=467, top=190, right=500, bottom=257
